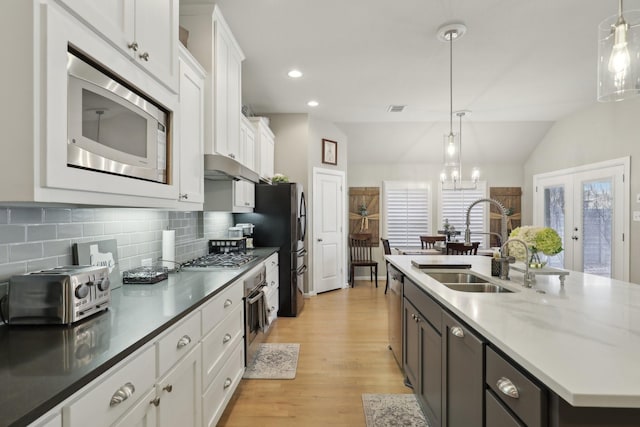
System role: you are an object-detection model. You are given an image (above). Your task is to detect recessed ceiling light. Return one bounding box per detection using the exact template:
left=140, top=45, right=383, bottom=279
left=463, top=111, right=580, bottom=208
left=288, top=69, right=303, bottom=78
left=307, top=100, right=319, bottom=107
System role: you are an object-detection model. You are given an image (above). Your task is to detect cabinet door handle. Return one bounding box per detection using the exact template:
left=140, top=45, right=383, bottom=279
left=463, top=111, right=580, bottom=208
left=223, top=378, right=233, bottom=389
left=177, top=335, right=191, bottom=349
left=139, top=52, right=150, bottom=61
left=110, top=382, right=135, bottom=407
left=223, top=333, right=232, bottom=344
left=163, top=384, right=173, bottom=393
left=150, top=397, right=160, bottom=407
left=224, top=299, right=233, bottom=308
left=128, top=41, right=139, bottom=51
left=451, top=326, right=465, bottom=338
left=497, top=377, right=520, bottom=399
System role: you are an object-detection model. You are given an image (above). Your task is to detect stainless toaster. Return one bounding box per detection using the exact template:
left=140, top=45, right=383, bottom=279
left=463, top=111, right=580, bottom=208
left=6, top=265, right=111, bottom=325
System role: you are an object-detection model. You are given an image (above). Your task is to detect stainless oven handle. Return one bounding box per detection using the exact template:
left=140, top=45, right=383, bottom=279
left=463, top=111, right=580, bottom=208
left=246, top=286, right=266, bottom=304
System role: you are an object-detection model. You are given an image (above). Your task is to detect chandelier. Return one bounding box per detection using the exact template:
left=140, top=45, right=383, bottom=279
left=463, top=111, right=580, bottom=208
left=437, top=23, right=479, bottom=190
left=598, top=0, right=640, bottom=101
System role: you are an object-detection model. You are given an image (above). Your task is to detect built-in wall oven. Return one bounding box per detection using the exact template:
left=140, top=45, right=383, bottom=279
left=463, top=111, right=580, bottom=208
left=244, top=265, right=269, bottom=365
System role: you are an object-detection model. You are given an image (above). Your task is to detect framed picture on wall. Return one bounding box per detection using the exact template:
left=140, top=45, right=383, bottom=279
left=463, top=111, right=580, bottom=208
left=322, top=139, right=337, bottom=165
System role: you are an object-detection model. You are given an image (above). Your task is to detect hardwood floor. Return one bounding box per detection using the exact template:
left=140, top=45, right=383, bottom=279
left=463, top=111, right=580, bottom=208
left=218, top=280, right=411, bottom=426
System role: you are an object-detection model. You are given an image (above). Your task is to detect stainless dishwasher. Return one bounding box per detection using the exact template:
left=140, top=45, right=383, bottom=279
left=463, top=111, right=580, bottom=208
left=387, top=263, right=403, bottom=369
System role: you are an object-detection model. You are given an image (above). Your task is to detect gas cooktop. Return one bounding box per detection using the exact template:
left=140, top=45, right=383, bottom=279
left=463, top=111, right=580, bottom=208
left=181, top=252, right=258, bottom=270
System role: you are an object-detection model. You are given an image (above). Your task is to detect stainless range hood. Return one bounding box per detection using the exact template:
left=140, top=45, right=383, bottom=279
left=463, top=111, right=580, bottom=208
left=204, top=154, right=259, bottom=183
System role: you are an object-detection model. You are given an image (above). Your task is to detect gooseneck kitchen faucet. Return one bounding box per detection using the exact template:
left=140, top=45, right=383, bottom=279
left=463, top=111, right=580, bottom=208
left=463, top=198, right=508, bottom=247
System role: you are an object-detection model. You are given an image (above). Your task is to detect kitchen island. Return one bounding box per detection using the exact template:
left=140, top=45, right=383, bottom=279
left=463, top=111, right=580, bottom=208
left=387, top=254, right=640, bottom=426
left=0, top=248, right=277, bottom=427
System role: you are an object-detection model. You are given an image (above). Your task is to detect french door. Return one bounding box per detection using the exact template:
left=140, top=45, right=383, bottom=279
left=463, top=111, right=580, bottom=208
left=533, top=158, right=629, bottom=280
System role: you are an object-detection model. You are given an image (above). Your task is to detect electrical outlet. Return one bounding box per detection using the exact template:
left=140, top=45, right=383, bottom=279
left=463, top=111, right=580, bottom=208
left=141, top=258, right=152, bottom=266
left=634, top=211, right=640, bottom=222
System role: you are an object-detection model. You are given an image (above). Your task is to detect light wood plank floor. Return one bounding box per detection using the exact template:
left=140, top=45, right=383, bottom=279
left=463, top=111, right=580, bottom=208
left=218, top=280, right=411, bottom=426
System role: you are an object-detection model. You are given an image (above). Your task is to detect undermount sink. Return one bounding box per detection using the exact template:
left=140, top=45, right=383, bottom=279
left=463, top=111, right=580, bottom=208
left=424, top=271, right=515, bottom=293
left=443, top=283, right=513, bottom=293
left=425, top=272, right=489, bottom=284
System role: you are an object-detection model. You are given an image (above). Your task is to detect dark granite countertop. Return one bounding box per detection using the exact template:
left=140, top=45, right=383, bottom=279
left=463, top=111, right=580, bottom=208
left=0, top=248, right=278, bottom=427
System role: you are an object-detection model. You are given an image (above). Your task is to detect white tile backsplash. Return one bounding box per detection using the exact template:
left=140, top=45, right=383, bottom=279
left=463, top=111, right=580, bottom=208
left=0, top=207, right=234, bottom=283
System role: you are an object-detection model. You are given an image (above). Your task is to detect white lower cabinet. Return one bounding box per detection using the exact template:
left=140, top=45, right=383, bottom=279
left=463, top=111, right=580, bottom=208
left=112, top=388, right=158, bottom=427
left=58, top=279, right=246, bottom=427
left=156, top=346, right=202, bottom=427
left=29, top=411, right=62, bottom=427
left=63, top=346, right=157, bottom=427
left=201, top=304, right=244, bottom=389
left=202, top=340, right=244, bottom=427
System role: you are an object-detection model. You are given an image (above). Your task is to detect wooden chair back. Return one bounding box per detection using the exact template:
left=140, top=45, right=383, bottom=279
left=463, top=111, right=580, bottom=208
left=350, top=234, right=373, bottom=261
left=380, top=238, right=391, bottom=255
left=446, top=242, right=479, bottom=255
left=421, top=235, right=446, bottom=249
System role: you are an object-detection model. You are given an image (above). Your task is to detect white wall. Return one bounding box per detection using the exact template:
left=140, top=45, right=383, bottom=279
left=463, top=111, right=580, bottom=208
left=523, top=97, right=640, bottom=283
left=266, top=114, right=349, bottom=294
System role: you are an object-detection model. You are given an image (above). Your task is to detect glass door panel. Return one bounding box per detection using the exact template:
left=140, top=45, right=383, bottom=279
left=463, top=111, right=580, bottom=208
left=579, top=179, right=613, bottom=277
left=543, top=185, right=566, bottom=268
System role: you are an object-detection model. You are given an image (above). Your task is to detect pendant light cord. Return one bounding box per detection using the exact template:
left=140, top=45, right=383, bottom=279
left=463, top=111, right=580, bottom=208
left=619, top=0, right=624, bottom=18
left=449, top=32, right=453, bottom=135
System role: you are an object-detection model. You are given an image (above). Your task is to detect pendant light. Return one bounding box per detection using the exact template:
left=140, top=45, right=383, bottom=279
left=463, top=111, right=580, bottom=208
left=598, top=0, right=640, bottom=101
left=437, top=23, right=479, bottom=190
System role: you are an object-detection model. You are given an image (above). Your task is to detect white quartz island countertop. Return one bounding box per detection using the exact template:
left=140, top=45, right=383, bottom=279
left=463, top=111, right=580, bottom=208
left=386, top=254, right=640, bottom=408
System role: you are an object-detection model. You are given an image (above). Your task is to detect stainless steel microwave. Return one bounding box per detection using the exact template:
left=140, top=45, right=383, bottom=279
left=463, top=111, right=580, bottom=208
left=67, top=50, right=169, bottom=184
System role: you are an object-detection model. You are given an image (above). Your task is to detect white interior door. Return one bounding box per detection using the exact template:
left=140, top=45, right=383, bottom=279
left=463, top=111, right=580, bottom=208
left=534, top=159, right=629, bottom=280
left=313, top=168, right=345, bottom=293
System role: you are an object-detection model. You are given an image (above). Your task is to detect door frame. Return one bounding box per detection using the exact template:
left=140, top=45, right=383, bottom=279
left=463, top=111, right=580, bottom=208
left=311, top=167, right=347, bottom=294
left=532, top=157, right=630, bottom=281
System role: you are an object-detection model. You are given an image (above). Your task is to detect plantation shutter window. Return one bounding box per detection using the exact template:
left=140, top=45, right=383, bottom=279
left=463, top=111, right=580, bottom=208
left=383, top=181, right=430, bottom=248
left=440, top=183, right=487, bottom=247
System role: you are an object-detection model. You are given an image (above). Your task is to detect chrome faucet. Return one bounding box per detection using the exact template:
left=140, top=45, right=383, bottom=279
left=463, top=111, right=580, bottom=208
left=464, top=198, right=508, bottom=247
left=499, top=238, right=534, bottom=287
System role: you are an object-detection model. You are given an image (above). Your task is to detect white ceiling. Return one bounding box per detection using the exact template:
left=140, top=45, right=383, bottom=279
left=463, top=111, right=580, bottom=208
left=185, top=0, right=640, bottom=165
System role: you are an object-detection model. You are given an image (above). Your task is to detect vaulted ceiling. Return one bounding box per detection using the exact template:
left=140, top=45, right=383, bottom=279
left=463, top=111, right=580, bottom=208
left=187, top=0, right=640, bottom=165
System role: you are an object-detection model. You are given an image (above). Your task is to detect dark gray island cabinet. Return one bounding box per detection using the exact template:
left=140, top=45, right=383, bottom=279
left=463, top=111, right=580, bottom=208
left=402, top=277, right=640, bottom=427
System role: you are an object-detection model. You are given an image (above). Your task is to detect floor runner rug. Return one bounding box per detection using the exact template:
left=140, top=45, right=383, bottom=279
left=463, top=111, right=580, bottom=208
left=243, top=343, right=300, bottom=379
left=362, top=393, right=429, bottom=427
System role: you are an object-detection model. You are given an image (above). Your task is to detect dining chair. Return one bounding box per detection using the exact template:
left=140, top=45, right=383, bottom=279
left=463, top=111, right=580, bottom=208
left=446, top=241, right=480, bottom=255
left=349, top=234, right=378, bottom=288
left=381, top=238, right=391, bottom=294
left=420, top=235, right=446, bottom=249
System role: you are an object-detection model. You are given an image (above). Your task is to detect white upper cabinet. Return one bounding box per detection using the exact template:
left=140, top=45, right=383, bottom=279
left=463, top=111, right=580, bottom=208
left=58, top=0, right=179, bottom=92
left=180, top=5, right=245, bottom=160
left=0, top=1, right=180, bottom=207
left=177, top=46, right=205, bottom=208
left=249, top=117, right=275, bottom=182
left=240, top=115, right=256, bottom=170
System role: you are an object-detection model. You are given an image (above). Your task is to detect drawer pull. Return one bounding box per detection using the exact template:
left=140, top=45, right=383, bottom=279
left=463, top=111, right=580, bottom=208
left=497, top=377, right=520, bottom=399
left=223, top=333, right=232, bottom=344
left=150, top=397, right=160, bottom=407
left=177, top=335, right=191, bottom=349
left=163, top=384, right=173, bottom=393
left=224, top=299, right=233, bottom=308
left=223, top=378, right=233, bottom=389
left=451, top=326, right=465, bottom=338
left=110, top=382, right=135, bottom=407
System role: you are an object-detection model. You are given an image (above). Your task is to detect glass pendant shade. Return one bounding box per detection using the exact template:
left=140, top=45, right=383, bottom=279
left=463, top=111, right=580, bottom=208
left=443, top=131, right=460, bottom=167
left=598, top=9, right=640, bottom=101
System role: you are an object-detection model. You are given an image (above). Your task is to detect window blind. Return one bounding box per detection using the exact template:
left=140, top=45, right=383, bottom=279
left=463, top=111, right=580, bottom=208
left=383, top=182, right=430, bottom=248
left=440, top=185, right=487, bottom=247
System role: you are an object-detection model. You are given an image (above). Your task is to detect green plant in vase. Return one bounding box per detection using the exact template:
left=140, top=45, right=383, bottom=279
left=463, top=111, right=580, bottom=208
left=508, top=226, right=563, bottom=268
